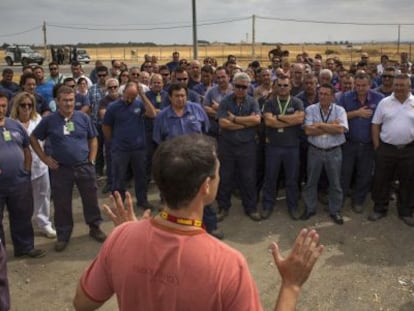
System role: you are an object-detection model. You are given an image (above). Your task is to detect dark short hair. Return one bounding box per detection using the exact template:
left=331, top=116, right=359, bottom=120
left=173, top=66, right=187, bottom=75
left=168, top=83, right=188, bottom=96
left=63, top=77, right=76, bottom=84
left=32, top=65, right=44, bottom=72
left=0, top=91, right=9, bottom=101
left=77, top=77, right=88, bottom=85
left=19, top=73, right=37, bottom=87
left=319, top=83, right=335, bottom=94
left=48, top=61, right=58, bottom=68
left=152, top=134, right=217, bottom=209
left=2, top=68, right=13, bottom=75
left=71, top=61, right=81, bottom=67
left=96, top=66, right=108, bottom=73
left=354, top=72, right=370, bottom=81
left=57, top=85, right=75, bottom=98
left=215, top=66, right=229, bottom=76
left=201, top=65, right=214, bottom=74
left=159, top=65, right=170, bottom=73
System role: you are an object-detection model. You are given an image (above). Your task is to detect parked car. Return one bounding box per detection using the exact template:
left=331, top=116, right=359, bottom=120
left=4, top=45, right=44, bottom=66
left=76, top=49, right=91, bottom=64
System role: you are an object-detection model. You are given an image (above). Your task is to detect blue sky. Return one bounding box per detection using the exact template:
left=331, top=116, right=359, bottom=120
left=1, top=0, right=414, bottom=45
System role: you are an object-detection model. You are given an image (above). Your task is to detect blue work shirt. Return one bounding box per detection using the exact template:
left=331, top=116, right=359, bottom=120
left=217, top=94, right=261, bottom=144
left=339, top=90, right=384, bottom=144
left=144, top=90, right=168, bottom=133
left=153, top=101, right=209, bottom=144
left=32, top=111, right=97, bottom=166
left=0, top=118, right=30, bottom=188
left=102, top=98, right=147, bottom=152
left=304, top=103, right=348, bottom=149
left=75, top=93, right=91, bottom=111
left=192, top=83, right=216, bottom=96
left=36, top=81, right=54, bottom=105
left=164, top=89, right=201, bottom=106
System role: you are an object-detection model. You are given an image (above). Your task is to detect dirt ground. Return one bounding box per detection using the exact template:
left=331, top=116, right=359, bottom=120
left=4, top=178, right=414, bottom=311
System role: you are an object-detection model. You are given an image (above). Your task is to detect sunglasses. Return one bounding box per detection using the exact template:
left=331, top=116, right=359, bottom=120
left=67, top=84, right=76, bottom=88
left=278, top=84, right=289, bottom=88
left=107, top=85, right=118, bottom=89
left=98, top=74, right=107, bottom=77
left=234, top=84, right=248, bottom=90
left=19, top=103, right=33, bottom=108
left=382, top=75, right=394, bottom=79
left=176, top=78, right=188, bottom=81
left=49, top=67, right=58, bottom=70
left=131, top=73, right=139, bottom=76
left=161, top=73, right=170, bottom=76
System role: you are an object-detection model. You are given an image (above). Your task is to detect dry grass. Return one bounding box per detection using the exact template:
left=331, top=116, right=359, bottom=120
left=2, top=43, right=412, bottom=68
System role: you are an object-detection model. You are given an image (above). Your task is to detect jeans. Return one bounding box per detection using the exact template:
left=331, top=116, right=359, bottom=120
left=303, top=145, right=343, bottom=215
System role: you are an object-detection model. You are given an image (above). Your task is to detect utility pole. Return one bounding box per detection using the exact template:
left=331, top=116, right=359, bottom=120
left=397, top=24, right=401, bottom=55
left=42, top=21, right=47, bottom=62
left=252, top=14, right=256, bottom=60
left=192, top=0, right=198, bottom=60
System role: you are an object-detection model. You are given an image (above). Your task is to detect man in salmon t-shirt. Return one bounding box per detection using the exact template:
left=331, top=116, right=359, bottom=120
left=73, top=134, right=323, bottom=311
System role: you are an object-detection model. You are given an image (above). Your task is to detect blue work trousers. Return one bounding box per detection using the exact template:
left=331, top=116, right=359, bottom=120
left=262, top=145, right=299, bottom=212
left=216, top=139, right=257, bottom=214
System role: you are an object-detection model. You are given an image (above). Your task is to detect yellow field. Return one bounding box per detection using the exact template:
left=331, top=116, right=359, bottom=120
left=2, top=43, right=412, bottom=68
left=70, top=43, right=413, bottom=66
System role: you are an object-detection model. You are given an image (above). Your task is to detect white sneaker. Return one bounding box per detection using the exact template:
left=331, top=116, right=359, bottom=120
left=41, top=225, right=57, bottom=239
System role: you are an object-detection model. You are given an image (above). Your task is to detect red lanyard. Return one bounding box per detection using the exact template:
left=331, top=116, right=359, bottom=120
left=159, top=211, right=205, bottom=229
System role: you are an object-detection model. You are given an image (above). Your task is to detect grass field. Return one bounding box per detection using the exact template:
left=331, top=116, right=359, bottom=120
left=2, top=43, right=413, bottom=68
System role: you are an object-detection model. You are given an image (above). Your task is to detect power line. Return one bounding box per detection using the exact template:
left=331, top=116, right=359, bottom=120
left=47, top=16, right=250, bottom=27
left=0, top=25, right=42, bottom=38
left=47, top=17, right=250, bottom=31
left=256, top=15, right=414, bottom=26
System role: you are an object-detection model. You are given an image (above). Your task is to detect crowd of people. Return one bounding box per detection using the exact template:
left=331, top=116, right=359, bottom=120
left=0, top=47, right=413, bottom=310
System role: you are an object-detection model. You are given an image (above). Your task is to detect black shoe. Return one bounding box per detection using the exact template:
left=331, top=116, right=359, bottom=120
left=16, top=248, right=47, bottom=258
left=101, top=184, right=111, bottom=194
left=89, top=227, right=107, bottom=243
left=216, top=208, right=229, bottom=222
left=55, top=241, right=69, bottom=252
left=367, top=211, right=387, bottom=222
left=300, top=211, right=316, bottom=221
left=209, top=228, right=224, bottom=240
left=352, top=204, right=364, bottom=214
left=330, top=213, right=344, bottom=225
left=247, top=211, right=261, bottom=221
left=288, top=209, right=300, bottom=221
left=260, top=209, right=273, bottom=220
left=400, top=216, right=414, bottom=227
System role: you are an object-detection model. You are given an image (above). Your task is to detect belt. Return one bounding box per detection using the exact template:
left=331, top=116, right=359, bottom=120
left=382, top=141, right=414, bottom=150
left=309, top=144, right=341, bottom=152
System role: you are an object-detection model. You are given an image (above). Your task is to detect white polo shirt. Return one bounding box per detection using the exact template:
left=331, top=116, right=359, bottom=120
left=372, top=93, right=414, bottom=145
